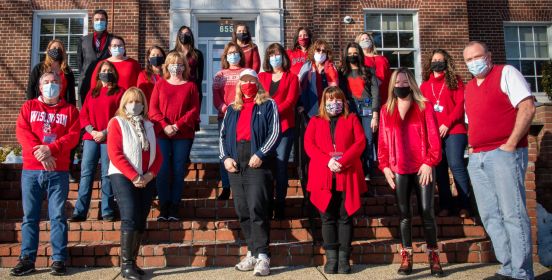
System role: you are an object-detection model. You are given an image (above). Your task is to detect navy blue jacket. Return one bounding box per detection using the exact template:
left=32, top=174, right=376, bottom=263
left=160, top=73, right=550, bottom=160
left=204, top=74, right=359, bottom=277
left=219, top=99, right=280, bottom=162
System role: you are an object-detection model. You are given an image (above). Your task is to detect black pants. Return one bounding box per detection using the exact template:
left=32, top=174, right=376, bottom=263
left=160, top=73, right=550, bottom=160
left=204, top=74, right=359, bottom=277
left=110, top=174, right=156, bottom=231
left=228, top=141, right=273, bottom=257
left=319, top=181, right=353, bottom=252
left=395, top=173, right=438, bottom=248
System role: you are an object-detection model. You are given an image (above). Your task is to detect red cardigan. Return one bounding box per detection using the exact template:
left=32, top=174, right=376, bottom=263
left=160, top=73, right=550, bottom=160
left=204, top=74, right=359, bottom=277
left=378, top=101, right=442, bottom=174
left=258, top=71, right=300, bottom=133
left=80, top=87, right=124, bottom=142
left=304, top=114, right=367, bottom=215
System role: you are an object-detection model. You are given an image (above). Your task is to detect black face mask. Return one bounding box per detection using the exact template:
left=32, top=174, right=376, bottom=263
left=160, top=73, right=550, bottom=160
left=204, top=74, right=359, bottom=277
left=346, top=55, right=359, bottom=65
left=237, top=33, right=250, bottom=42
left=149, top=56, right=165, bottom=67
left=99, top=72, right=115, bottom=83
left=393, top=86, right=412, bottom=99
left=178, top=33, right=192, bottom=44
left=430, top=61, right=447, bottom=72
left=47, top=48, right=62, bottom=61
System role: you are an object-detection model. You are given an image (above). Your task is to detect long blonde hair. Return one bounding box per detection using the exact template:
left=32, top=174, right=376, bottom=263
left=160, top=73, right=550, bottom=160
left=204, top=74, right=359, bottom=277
left=386, top=68, right=426, bottom=114
left=355, top=32, right=378, bottom=56
left=163, top=51, right=189, bottom=80
left=116, top=87, right=149, bottom=120
left=231, top=78, right=270, bottom=111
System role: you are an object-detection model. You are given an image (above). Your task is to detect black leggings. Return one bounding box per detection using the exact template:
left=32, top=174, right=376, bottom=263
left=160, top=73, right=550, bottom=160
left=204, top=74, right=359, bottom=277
left=110, top=174, right=156, bottom=232
left=395, top=173, right=437, bottom=248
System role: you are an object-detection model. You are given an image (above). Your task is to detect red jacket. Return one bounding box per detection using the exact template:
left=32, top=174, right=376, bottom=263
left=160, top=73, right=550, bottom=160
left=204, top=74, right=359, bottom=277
left=212, top=67, right=243, bottom=119
left=137, top=70, right=161, bottom=102
left=378, top=101, right=442, bottom=174
left=16, top=98, right=80, bottom=171
left=304, top=114, right=367, bottom=215
left=287, top=49, right=308, bottom=76
left=242, top=44, right=261, bottom=73
left=364, top=55, right=390, bottom=105
left=80, top=87, right=124, bottom=142
left=90, top=58, right=141, bottom=90
left=258, top=71, right=300, bottom=133
left=149, top=78, right=200, bottom=139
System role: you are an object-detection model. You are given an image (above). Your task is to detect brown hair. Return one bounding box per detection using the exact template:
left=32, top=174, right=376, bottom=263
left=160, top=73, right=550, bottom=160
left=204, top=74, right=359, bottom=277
left=292, top=27, right=313, bottom=51
left=41, top=39, right=69, bottom=73
left=231, top=23, right=254, bottom=48
left=116, top=87, right=149, bottom=120
left=231, top=77, right=270, bottom=111
left=308, top=39, right=332, bottom=63
left=262, top=43, right=291, bottom=72
left=173, top=26, right=199, bottom=61
left=163, top=51, right=189, bottom=80
left=221, top=42, right=245, bottom=70
left=422, top=49, right=460, bottom=90
left=354, top=32, right=379, bottom=56
left=318, top=86, right=350, bottom=120
left=144, top=45, right=166, bottom=82
left=91, top=61, right=120, bottom=98
left=386, top=68, right=427, bottom=115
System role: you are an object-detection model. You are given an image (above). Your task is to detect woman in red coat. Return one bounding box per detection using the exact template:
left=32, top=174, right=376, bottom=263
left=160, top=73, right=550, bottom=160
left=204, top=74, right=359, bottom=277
left=378, top=68, right=443, bottom=277
left=258, top=43, right=300, bottom=220
left=304, top=86, right=366, bottom=275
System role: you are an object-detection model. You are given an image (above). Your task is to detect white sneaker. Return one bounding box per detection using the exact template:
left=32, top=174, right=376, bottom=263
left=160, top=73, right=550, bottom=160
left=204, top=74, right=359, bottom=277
left=253, top=257, right=270, bottom=276
left=235, top=255, right=257, bottom=271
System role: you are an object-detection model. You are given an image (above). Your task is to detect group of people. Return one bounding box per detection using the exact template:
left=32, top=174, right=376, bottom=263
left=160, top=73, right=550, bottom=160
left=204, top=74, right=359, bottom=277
left=11, top=8, right=536, bottom=280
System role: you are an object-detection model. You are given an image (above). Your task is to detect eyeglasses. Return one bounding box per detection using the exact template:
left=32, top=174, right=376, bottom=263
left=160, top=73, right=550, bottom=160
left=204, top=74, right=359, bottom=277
left=315, top=48, right=327, bottom=53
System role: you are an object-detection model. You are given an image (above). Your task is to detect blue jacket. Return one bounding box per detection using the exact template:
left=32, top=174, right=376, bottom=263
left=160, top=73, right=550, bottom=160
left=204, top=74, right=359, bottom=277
left=219, top=99, right=280, bottom=162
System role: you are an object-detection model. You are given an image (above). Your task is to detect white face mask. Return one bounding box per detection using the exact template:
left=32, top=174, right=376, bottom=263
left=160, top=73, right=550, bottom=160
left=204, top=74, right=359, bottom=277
left=314, top=52, right=327, bottom=64
left=42, top=83, right=60, bottom=99
left=125, top=103, right=144, bottom=116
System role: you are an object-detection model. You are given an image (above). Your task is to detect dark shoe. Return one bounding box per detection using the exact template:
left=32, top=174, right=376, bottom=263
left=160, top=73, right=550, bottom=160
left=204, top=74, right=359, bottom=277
left=102, top=215, right=115, bottom=222
left=157, top=202, right=169, bottom=221
left=337, top=250, right=351, bottom=274
left=69, top=173, right=77, bottom=183
left=133, top=232, right=145, bottom=276
left=69, top=214, right=86, bottom=222
left=10, top=256, right=35, bottom=276
left=428, top=248, right=444, bottom=277
left=217, top=188, right=231, bottom=200
left=50, top=261, right=66, bottom=276
left=168, top=203, right=179, bottom=221
left=323, top=249, right=338, bottom=274
left=458, top=209, right=470, bottom=218
left=397, top=248, right=413, bottom=275
left=121, top=231, right=142, bottom=280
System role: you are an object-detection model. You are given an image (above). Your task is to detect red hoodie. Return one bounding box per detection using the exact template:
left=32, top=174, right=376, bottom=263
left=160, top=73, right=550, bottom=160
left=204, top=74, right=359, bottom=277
left=80, top=87, right=124, bottom=142
left=258, top=71, right=300, bottom=133
left=90, top=58, right=141, bottom=90
left=287, top=49, right=308, bottom=76
left=241, top=44, right=261, bottom=73
left=212, top=68, right=243, bottom=119
left=16, top=98, right=80, bottom=171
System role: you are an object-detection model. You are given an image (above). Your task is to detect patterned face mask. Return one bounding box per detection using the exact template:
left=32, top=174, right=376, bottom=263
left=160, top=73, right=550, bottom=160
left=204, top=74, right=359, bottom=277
left=325, top=100, right=343, bottom=116
left=167, top=64, right=184, bottom=76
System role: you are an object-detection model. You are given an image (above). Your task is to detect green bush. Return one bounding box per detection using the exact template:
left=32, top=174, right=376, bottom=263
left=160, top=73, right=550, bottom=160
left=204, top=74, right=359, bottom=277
left=542, top=60, right=552, bottom=101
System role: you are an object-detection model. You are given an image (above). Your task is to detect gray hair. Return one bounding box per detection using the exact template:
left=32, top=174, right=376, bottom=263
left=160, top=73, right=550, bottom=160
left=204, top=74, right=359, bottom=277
left=464, top=41, right=489, bottom=53
left=39, top=71, right=59, bottom=84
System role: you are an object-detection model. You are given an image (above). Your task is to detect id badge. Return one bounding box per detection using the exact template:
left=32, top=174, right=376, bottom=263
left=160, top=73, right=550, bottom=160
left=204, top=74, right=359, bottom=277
left=43, top=133, right=57, bottom=144
left=362, top=108, right=372, bottom=116
left=434, top=104, right=444, bottom=113
left=329, top=151, right=343, bottom=160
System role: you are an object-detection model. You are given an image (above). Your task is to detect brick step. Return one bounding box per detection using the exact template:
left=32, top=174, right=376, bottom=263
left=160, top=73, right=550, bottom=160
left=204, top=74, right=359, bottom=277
left=0, top=216, right=487, bottom=244
left=0, top=237, right=494, bottom=268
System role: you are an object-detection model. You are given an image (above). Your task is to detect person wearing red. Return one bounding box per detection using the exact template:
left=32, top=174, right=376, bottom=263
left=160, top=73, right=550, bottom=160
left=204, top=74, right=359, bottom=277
left=137, top=46, right=166, bottom=102
left=356, top=32, right=391, bottom=105
left=304, top=86, right=366, bottom=275
left=378, top=68, right=443, bottom=277
left=232, top=23, right=260, bottom=72
left=149, top=51, right=200, bottom=221
left=71, top=61, right=124, bottom=222
left=258, top=43, right=300, bottom=219
left=172, top=26, right=204, bottom=110
left=12, top=72, right=80, bottom=276
left=212, top=42, right=246, bottom=200
left=90, top=35, right=141, bottom=91
left=287, top=27, right=313, bottom=76
left=107, top=87, right=162, bottom=280
left=420, top=49, right=471, bottom=218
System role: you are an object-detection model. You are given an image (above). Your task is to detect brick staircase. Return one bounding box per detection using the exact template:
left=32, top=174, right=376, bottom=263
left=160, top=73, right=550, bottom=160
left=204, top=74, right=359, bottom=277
left=0, top=163, right=494, bottom=268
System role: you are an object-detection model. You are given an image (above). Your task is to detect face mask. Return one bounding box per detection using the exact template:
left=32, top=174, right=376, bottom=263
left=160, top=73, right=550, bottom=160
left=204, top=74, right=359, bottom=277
left=393, top=86, right=412, bottom=99
left=269, top=55, right=282, bottom=68
left=99, top=72, right=115, bottom=83
left=167, top=64, right=184, bottom=76
left=241, top=83, right=258, bottom=97
left=178, top=33, right=192, bottom=44
left=47, top=48, right=62, bottom=61
left=359, top=40, right=372, bottom=49
left=430, top=61, right=447, bottom=72
left=314, top=52, right=327, bottom=64
left=346, top=55, right=359, bottom=65
left=298, top=37, right=309, bottom=47
left=42, top=83, right=60, bottom=99
left=94, top=20, right=107, bottom=32
left=149, top=56, right=165, bottom=67
left=237, top=33, right=250, bottom=42
left=110, top=46, right=124, bottom=57
left=125, top=103, right=144, bottom=116
left=226, top=53, right=241, bottom=65
left=467, top=57, right=489, bottom=77
left=325, top=100, right=343, bottom=116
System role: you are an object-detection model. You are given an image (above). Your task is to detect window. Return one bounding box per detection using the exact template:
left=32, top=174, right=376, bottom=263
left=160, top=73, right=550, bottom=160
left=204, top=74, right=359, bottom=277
left=504, top=24, right=551, bottom=97
left=364, top=11, right=420, bottom=78
left=32, top=11, right=88, bottom=85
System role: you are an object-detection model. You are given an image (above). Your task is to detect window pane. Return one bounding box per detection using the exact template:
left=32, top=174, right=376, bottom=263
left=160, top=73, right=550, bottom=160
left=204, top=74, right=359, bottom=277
left=55, top=18, right=69, bottom=34
left=382, top=32, right=398, bottom=48
left=535, top=42, right=549, bottom=58
left=68, top=36, right=81, bottom=52
left=398, top=15, right=413, bottom=30
left=537, top=77, right=543, bottom=92
left=399, top=51, right=415, bottom=68
left=525, top=76, right=536, bottom=92
left=382, top=14, right=397, bottom=31
left=534, top=26, right=548, bottom=41
left=40, top=35, right=54, bottom=52
left=55, top=35, right=69, bottom=50
left=371, top=31, right=383, bottom=49
left=521, top=60, right=535, bottom=76
left=382, top=51, right=398, bottom=68
left=506, top=60, right=521, bottom=71
left=70, top=18, right=84, bottom=34
left=520, top=42, right=535, bottom=58
left=504, top=26, right=518, bottom=41
left=505, top=42, right=520, bottom=58
left=519, top=27, right=533, bottom=41
left=365, top=14, right=380, bottom=30
left=68, top=54, right=78, bottom=69
left=399, top=32, right=414, bottom=48
left=41, top=18, right=55, bottom=34
left=536, top=60, right=546, bottom=75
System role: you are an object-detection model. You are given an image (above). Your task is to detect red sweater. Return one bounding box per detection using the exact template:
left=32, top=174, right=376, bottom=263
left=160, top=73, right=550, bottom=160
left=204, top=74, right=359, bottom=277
left=304, top=114, right=367, bottom=215
left=258, top=71, right=300, bottom=133
left=149, top=79, right=200, bottom=139
left=137, top=70, right=162, bottom=102
left=107, top=119, right=163, bottom=180
left=378, top=102, right=442, bottom=174
left=465, top=65, right=527, bottom=152
left=236, top=97, right=255, bottom=141
left=90, top=58, right=141, bottom=90
left=287, top=49, right=308, bottom=76
left=420, top=73, right=467, bottom=135
left=364, top=55, right=390, bottom=105
left=16, top=98, right=80, bottom=171
left=213, top=67, right=243, bottom=119
left=241, top=44, right=261, bottom=73
left=80, top=87, right=124, bottom=142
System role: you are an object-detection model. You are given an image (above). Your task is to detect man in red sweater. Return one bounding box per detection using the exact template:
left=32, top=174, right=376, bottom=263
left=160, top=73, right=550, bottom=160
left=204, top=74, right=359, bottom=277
left=12, top=72, right=80, bottom=277
left=463, top=41, right=536, bottom=280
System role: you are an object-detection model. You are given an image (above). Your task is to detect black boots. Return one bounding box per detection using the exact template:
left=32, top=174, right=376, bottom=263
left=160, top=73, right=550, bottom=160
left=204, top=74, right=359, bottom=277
left=337, top=249, right=351, bottom=274
left=121, top=231, right=142, bottom=280
left=157, top=202, right=169, bottom=221
left=323, top=249, right=338, bottom=274
left=133, top=232, right=145, bottom=276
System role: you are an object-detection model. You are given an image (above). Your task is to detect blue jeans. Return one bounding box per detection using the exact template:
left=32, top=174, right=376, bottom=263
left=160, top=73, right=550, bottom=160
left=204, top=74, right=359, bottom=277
left=359, top=114, right=374, bottom=174
left=436, top=134, right=471, bottom=211
left=74, top=140, right=114, bottom=217
left=20, top=170, right=69, bottom=262
left=218, top=119, right=230, bottom=189
left=274, top=129, right=295, bottom=206
left=157, top=138, right=193, bottom=205
left=468, top=147, right=533, bottom=280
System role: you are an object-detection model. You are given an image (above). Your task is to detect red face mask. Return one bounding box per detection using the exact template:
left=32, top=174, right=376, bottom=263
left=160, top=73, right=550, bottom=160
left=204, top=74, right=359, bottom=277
left=298, top=37, right=309, bottom=47
left=241, top=83, right=258, bottom=98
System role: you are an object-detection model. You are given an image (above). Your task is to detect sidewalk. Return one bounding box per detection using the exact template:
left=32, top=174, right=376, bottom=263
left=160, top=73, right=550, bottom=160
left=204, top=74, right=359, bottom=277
left=1, top=263, right=550, bottom=280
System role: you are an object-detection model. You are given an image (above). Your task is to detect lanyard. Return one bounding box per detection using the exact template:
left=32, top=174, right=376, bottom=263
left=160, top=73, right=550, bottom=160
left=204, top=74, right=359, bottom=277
left=431, top=81, right=445, bottom=105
